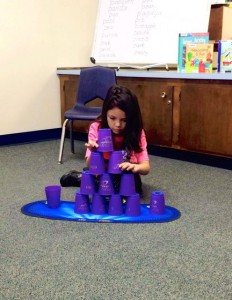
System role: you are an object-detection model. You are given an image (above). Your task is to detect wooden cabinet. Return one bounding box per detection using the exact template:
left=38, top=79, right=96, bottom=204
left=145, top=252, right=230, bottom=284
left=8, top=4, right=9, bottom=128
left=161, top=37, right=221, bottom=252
left=57, top=71, right=232, bottom=158
left=179, top=82, right=232, bottom=156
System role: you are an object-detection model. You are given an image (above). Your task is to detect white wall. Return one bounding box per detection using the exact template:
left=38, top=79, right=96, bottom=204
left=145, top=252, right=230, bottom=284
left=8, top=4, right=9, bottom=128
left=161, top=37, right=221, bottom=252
left=0, top=0, right=98, bottom=135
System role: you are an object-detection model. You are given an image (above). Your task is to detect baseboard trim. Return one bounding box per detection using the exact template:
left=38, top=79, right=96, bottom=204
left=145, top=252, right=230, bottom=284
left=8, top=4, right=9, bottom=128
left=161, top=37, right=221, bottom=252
left=0, top=128, right=61, bottom=146
left=71, top=134, right=232, bottom=170
left=1, top=130, right=231, bottom=170
left=148, top=145, right=232, bottom=170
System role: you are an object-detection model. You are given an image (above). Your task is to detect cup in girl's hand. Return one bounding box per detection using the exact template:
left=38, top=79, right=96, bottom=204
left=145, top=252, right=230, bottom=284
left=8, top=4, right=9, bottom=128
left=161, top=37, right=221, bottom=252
left=108, top=194, right=123, bottom=216
left=119, top=172, right=136, bottom=196
left=80, top=171, right=96, bottom=195
left=97, top=128, right=114, bottom=152
left=45, top=185, right=61, bottom=208
left=91, top=193, right=107, bottom=215
left=74, top=191, right=90, bottom=214
left=125, top=193, right=141, bottom=216
left=150, top=191, right=165, bottom=215
left=108, top=150, right=124, bottom=174
left=89, top=151, right=105, bottom=175
left=98, top=173, right=114, bottom=195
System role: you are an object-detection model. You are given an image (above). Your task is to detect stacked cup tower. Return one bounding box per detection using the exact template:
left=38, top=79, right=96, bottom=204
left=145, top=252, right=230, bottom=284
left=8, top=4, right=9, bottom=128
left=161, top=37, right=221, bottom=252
left=75, top=128, right=141, bottom=216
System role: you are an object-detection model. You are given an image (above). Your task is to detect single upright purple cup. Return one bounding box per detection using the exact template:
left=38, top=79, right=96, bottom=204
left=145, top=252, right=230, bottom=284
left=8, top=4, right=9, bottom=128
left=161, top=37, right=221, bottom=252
left=108, top=194, right=123, bottom=216
left=45, top=185, right=61, bottom=208
left=98, top=173, right=114, bottom=195
left=91, top=193, right=107, bottom=215
left=119, top=172, right=136, bottom=196
left=108, top=151, right=124, bottom=174
left=74, top=191, right=90, bottom=214
left=89, top=151, right=105, bottom=175
left=80, top=171, right=96, bottom=195
left=150, top=191, right=165, bottom=215
left=97, top=128, right=114, bottom=152
left=125, top=193, right=141, bottom=216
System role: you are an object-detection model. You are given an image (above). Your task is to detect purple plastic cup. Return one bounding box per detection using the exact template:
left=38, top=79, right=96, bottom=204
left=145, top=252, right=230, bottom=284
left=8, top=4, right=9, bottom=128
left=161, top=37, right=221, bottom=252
left=150, top=191, right=165, bottom=215
left=80, top=171, right=96, bottom=195
left=91, top=194, right=107, bottom=215
left=125, top=193, right=141, bottom=216
left=45, top=185, right=61, bottom=208
left=74, top=191, right=90, bottom=214
left=98, top=173, right=114, bottom=195
left=108, top=151, right=124, bottom=174
left=108, top=194, right=123, bottom=216
left=89, top=151, right=105, bottom=175
left=119, top=172, right=136, bottom=196
left=97, top=128, right=114, bottom=152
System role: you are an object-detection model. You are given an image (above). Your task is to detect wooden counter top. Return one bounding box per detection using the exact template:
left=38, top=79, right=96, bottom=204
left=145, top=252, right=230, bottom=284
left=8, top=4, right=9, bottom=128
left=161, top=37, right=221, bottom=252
left=57, top=68, right=232, bottom=81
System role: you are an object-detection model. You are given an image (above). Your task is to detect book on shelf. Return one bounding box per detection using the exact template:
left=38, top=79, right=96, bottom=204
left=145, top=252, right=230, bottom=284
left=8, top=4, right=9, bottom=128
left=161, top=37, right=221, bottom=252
left=218, top=40, right=232, bottom=73
left=177, top=33, right=209, bottom=73
left=185, top=43, right=214, bottom=73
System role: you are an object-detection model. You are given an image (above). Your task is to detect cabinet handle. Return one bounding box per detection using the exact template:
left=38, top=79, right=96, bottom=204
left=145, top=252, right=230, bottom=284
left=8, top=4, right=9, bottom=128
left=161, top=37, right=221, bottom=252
left=161, top=92, right=166, bottom=98
left=167, top=100, right=172, bottom=105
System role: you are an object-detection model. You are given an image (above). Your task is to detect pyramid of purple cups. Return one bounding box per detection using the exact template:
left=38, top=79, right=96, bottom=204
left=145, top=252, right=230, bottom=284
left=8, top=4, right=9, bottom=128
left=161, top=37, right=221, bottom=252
left=75, top=128, right=141, bottom=216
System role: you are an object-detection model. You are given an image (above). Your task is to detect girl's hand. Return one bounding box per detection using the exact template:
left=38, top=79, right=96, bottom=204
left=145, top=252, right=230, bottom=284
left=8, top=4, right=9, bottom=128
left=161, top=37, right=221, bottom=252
left=85, top=140, right=98, bottom=151
left=119, top=160, right=150, bottom=175
left=119, top=162, right=139, bottom=173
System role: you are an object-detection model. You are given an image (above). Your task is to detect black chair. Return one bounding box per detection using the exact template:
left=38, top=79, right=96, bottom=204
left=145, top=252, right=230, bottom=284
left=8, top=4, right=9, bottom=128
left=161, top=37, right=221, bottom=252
left=58, top=66, right=117, bottom=163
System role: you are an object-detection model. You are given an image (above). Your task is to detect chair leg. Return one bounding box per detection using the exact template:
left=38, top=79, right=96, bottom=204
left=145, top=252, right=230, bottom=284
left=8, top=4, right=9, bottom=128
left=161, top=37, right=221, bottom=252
left=70, top=120, right=75, bottom=153
left=58, top=119, right=69, bottom=164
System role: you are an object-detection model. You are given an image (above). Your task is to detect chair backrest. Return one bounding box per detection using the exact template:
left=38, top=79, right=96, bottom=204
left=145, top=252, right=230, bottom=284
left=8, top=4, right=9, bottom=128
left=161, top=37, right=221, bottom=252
left=76, top=66, right=117, bottom=105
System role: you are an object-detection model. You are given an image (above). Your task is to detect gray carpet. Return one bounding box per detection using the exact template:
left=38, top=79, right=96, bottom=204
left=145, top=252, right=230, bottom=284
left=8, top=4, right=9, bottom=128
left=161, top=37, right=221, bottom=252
left=1, top=140, right=232, bottom=300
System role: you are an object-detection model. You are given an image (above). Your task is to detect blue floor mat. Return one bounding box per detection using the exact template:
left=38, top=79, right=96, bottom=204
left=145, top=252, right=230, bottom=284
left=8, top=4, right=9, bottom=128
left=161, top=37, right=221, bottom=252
left=21, top=200, right=181, bottom=223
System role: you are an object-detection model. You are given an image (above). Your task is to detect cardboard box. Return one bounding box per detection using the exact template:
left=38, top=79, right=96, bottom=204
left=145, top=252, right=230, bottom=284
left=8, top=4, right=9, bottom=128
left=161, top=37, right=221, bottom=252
left=208, top=5, right=232, bottom=41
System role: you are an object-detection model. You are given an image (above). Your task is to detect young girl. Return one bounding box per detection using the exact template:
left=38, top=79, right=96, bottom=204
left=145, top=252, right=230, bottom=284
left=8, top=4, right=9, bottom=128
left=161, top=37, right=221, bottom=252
left=85, top=84, right=150, bottom=194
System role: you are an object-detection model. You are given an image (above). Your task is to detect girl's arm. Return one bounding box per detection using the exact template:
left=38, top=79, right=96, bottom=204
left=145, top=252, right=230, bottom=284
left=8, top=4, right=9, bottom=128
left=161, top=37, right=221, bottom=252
left=85, top=122, right=100, bottom=167
left=119, top=160, right=150, bottom=175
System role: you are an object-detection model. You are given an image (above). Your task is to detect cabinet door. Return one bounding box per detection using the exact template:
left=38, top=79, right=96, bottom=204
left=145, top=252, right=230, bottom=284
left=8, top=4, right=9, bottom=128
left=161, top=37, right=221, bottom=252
left=117, top=77, right=173, bottom=146
left=179, top=83, right=232, bottom=156
left=62, top=79, right=79, bottom=115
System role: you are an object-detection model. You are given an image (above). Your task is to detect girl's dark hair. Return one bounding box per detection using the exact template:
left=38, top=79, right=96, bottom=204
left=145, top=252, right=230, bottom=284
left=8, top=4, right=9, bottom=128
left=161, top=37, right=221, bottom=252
left=97, top=84, right=144, bottom=153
